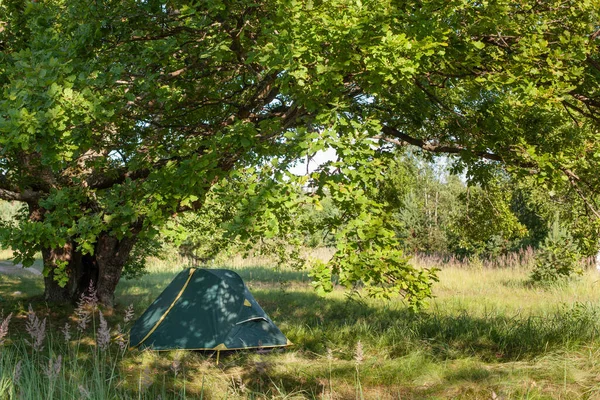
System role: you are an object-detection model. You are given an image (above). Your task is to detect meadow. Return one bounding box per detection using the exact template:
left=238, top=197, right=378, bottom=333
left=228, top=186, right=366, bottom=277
left=2, top=251, right=600, bottom=399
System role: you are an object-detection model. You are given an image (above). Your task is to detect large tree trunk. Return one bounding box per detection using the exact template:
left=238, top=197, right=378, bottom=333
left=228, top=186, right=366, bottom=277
left=95, top=233, right=138, bottom=307
left=30, top=199, right=140, bottom=306
left=42, top=244, right=86, bottom=303
left=42, top=235, right=137, bottom=307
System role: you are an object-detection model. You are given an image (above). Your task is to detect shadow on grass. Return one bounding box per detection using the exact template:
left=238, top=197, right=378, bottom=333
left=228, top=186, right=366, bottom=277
left=443, top=364, right=494, bottom=382
left=0, top=274, right=43, bottom=303
left=251, top=289, right=600, bottom=363
left=240, top=358, right=328, bottom=398
left=500, top=276, right=586, bottom=291
left=227, top=348, right=508, bottom=399
left=115, top=266, right=310, bottom=310
left=499, top=278, right=533, bottom=289
left=115, top=266, right=600, bottom=364
left=231, top=266, right=309, bottom=284
left=5, top=265, right=599, bottom=364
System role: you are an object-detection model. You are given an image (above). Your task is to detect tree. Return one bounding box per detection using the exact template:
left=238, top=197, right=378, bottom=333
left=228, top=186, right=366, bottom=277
left=1, top=0, right=318, bottom=304
left=0, top=0, right=433, bottom=306
left=447, top=179, right=528, bottom=257
left=288, top=0, right=600, bottom=250
left=378, top=156, right=543, bottom=258
left=1, top=0, right=599, bottom=306
left=381, top=155, right=464, bottom=254
left=531, top=218, right=583, bottom=283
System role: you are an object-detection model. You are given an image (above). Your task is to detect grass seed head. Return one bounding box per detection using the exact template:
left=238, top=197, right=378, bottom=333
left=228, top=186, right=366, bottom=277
left=78, top=384, right=90, bottom=399
left=62, top=322, right=71, bottom=342
left=44, top=355, right=62, bottom=380
left=81, top=281, right=99, bottom=309
left=13, top=360, right=22, bottom=385
left=170, top=359, right=181, bottom=375
left=139, top=366, right=153, bottom=390
left=354, top=341, right=364, bottom=366
left=115, top=324, right=128, bottom=351
left=25, top=305, right=46, bottom=351
left=124, top=303, right=135, bottom=324
left=74, top=298, right=91, bottom=333
left=233, top=375, right=247, bottom=393
left=97, top=311, right=110, bottom=351
left=0, top=312, right=12, bottom=346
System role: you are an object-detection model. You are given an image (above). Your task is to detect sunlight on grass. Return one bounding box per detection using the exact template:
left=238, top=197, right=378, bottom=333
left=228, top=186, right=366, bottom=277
left=2, top=254, right=600, bottom=398
left=0, top=248, right=13, bottom=260
left=432, top=268, right=600, bottom=315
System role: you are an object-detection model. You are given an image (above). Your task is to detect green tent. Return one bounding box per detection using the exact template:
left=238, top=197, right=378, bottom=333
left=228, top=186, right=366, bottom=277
left=129, top=268, right=291, bottom=351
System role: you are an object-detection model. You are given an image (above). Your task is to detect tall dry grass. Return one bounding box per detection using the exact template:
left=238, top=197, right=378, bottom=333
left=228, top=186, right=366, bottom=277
left=412, top=246, right=598, bottom=271
left=410, top=247, right=538, bottom=270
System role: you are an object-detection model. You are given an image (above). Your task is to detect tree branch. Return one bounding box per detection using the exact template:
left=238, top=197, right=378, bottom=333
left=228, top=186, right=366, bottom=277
left=0, top=173, right=42, bottom=202
left=587, top=56, right=600, bottom=73
left=570, top=93, right=600, bottom=109
left=562, top=168, right=600, bottom=219
left=86, top=160, right=171, bottom=190
left=0, top=188, right=29, bottom=202
left=414, top=79, right=464, bottom=117
left=380, top=126, right=537, bottom=169
left=381, top=126, right=499, bottom=160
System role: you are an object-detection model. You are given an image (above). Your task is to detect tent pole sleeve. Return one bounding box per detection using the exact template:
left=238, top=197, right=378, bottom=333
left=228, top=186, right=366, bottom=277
left=130, top=268, right=197, bottom=349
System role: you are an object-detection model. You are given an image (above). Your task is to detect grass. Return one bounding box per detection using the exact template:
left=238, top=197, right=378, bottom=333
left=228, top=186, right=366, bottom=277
left=2, top=253, right=600, bottom=399
left=0, top=249, right=14, bottom=261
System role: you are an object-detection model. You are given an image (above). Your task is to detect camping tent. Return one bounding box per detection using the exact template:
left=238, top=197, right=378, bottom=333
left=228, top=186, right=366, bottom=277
left=129, top=268, right=291, bottom=351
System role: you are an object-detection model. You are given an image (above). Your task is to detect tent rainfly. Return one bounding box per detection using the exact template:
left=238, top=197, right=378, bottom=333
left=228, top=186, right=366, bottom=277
left=129, top=268, right=291, bottom=352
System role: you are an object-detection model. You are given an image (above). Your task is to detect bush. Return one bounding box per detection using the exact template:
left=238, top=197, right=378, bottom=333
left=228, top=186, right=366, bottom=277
left=530, top=220, right=582, bottom=283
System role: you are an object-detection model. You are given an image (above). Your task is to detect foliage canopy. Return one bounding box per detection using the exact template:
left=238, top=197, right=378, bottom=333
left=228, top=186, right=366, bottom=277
left=1, top=0, right=599, bottom=305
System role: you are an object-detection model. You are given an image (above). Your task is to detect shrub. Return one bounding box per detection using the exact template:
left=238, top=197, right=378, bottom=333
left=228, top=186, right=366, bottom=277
left=530, top=220, right=582, bottom=283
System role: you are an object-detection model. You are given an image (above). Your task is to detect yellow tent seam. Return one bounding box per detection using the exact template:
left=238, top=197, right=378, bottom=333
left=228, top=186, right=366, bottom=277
left=130, top=268, right=196, bottom=349
left=147, top=343, right=292, bottom=352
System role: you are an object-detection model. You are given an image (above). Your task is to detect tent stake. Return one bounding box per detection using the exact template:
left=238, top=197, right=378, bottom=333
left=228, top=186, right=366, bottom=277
left=216, top=350, right=220, bottom=366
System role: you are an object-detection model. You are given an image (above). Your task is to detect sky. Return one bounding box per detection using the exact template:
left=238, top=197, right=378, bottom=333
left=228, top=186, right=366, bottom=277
left=287, top=148, right=338, bottom=176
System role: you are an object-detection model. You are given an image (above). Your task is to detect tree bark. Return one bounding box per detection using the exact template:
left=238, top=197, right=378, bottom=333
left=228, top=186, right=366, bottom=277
left=95, top=233, right=138, bottom=307
left=42, top=235, right=137, bottom=307
left=31, top=199, right=139, bottom=306
left=42, top=244, right=86, bottom=303
left=27, top=202, right=81, bottom=303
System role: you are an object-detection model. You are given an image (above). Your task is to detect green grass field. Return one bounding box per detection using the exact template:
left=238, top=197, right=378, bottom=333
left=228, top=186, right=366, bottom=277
left=2, top=254, right=600, bottom=399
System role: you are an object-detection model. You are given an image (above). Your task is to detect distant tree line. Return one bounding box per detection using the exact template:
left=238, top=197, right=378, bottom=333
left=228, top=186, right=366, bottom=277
left=161, top=148, right=589, bottom=266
